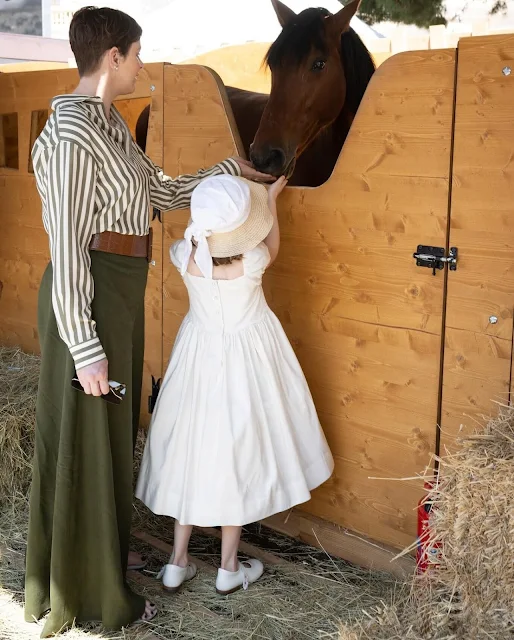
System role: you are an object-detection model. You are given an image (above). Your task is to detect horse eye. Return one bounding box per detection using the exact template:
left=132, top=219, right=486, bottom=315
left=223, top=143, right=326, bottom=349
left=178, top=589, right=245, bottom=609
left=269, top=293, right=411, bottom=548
left=311, top=59, right=326, bottom=72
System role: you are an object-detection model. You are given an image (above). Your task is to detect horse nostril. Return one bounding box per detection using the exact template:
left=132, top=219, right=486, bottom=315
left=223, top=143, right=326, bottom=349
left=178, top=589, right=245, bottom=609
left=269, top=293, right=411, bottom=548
left=250, top=146, right=286, bottom=174
left=268, top=148, right=285, bottom=169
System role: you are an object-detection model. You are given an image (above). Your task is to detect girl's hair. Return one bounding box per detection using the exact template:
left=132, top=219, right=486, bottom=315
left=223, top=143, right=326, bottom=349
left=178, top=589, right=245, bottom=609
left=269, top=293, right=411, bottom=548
left=69, top=6, right=142, bottom=77
left=212, top=255, right=243, bottom=266
left=191, top=240, right=242, bottom=266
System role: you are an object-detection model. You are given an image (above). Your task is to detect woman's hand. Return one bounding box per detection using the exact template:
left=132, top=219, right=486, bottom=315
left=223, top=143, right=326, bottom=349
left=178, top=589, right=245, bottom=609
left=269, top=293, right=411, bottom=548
left=77, top=358, right=109, bottom=397
left=267, top=175, right=288, bottom=205
left=232, top=157, right=276, bottom=183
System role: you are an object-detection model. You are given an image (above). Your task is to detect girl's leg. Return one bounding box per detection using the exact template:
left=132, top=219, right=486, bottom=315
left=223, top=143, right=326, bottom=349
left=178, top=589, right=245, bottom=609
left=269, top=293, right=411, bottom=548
left=159, top=521, right=197, bottom=592
left=220, top=526, right=242, bottom=572
left=215, top=526, right=263, bottom=594
left=171, top=521, right=194, bottom=567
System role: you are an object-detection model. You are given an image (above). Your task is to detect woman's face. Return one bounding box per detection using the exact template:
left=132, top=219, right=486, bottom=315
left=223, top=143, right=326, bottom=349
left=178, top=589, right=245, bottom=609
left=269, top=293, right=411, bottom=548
left=116, top=40, right=143, bottom=95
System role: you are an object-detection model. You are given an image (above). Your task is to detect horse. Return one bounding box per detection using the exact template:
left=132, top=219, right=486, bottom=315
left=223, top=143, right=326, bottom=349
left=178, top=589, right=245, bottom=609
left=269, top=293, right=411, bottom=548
left=135, top=0, right=375, bottom=187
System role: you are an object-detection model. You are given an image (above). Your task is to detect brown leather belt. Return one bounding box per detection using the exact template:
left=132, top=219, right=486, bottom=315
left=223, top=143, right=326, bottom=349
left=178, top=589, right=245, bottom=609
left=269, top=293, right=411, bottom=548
left=89, top=229, right=153, bottom=262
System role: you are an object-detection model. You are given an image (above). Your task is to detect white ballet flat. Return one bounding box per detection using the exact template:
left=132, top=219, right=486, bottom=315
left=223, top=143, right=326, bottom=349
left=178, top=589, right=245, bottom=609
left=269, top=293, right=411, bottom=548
left=157, top=562, right=197, bottom=593
left=215, top=558, right=264, bottom=595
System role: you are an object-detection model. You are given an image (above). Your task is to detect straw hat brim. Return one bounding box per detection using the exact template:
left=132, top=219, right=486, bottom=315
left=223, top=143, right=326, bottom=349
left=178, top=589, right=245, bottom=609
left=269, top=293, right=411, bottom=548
left=204, top=178, right=273, bottom=258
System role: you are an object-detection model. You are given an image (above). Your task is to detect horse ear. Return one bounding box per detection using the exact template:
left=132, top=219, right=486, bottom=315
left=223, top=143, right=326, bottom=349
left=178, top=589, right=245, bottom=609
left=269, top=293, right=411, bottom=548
left=270, top=0, right=297, bottom=28
left=328, top=0, right=361, bottom=34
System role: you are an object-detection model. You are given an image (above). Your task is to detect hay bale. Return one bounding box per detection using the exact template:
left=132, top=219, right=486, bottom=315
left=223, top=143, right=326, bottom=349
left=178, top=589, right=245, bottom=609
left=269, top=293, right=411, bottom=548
left=339, top=406, right=514, bottom=640
left=0, top=347, right=39, bottom=508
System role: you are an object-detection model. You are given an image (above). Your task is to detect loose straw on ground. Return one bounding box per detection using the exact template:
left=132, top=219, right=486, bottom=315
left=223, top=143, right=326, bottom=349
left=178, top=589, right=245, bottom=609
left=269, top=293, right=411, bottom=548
left=0, top=347, right=400, bottom=640
left=339, top=406, right=514, bottom=640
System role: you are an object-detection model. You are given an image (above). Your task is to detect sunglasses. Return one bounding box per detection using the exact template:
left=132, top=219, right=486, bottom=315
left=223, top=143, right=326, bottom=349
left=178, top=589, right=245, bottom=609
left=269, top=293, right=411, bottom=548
left=71, top=377, right=127, bottom=405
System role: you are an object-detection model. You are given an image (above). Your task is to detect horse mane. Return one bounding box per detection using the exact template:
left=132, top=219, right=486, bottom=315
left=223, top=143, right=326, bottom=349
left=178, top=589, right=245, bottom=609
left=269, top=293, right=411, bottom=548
left=265, top=8, right=331, bottom=68
left=264, top=7, right=375, bottom=115
left=339, top=27, right=376, bottom=115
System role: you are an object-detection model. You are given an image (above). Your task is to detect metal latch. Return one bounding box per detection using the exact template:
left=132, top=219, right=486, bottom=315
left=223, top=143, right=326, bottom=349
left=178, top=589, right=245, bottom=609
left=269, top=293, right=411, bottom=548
left=413, top=246, right=458, bottom=276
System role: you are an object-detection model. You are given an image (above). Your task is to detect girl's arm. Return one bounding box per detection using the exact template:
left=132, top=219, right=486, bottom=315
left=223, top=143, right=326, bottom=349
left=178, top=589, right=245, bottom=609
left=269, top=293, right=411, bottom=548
left=263, top=176, right=287, bottom=265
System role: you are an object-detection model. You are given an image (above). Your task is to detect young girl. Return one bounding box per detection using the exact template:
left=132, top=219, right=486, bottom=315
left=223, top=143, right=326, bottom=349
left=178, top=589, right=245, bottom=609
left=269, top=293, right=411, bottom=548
left=136, top=174, right=334, bottom=595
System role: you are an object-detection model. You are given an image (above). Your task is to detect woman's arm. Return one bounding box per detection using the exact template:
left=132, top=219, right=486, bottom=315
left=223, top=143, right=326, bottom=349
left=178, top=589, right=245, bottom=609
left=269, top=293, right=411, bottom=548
left=46, top=141, right=105, bottom=370
left=149, top=158, right=243, bottom=212
left=263, top=176, right=288, bottom=264
left=133, top=143, right=274, bottom=212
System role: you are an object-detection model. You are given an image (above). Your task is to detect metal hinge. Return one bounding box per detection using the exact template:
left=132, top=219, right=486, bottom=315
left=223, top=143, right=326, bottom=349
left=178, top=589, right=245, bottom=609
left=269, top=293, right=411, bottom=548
left=152, top=207, right=162, bottom=223
left=148, top=375, right=162, bottom=414
left=413, top=245, right=458, bottom=276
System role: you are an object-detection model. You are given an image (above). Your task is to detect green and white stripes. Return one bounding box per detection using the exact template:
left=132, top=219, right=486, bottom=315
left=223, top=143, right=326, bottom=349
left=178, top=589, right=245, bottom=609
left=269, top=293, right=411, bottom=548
left=32, top=94, right=240, bottom=369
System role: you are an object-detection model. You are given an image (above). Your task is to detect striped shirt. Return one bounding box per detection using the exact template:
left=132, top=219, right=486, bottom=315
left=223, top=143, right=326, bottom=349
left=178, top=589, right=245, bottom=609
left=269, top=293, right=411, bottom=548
left=32, top=94, right=241, bottom=370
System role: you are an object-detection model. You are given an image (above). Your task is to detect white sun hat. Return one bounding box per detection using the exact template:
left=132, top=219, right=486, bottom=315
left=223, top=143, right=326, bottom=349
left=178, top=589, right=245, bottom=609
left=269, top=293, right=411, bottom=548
left=180, top=174, right=273, bottom=279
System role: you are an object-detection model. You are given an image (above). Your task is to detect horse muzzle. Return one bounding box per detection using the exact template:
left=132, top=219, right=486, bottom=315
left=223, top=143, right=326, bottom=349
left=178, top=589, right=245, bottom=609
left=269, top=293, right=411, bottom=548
left=249, top=143, right=295, bottom=178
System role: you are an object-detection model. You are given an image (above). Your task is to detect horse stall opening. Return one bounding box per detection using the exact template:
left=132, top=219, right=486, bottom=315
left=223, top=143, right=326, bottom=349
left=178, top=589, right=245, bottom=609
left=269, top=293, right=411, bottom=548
left=1, top=34, right=514, bottom=560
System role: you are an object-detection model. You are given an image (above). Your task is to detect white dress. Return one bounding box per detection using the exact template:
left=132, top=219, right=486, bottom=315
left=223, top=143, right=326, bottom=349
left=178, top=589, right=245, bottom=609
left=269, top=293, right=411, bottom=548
left=135, top=240, right=334, bottom=526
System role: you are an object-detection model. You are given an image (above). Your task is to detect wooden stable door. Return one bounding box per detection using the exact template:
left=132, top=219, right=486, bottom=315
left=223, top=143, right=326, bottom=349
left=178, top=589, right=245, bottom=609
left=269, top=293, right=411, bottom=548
left=440, top=34, right=514, bottom=452
left=159, top=53, right=454, bottom=550
left=158, top=35, right=514, bottom=551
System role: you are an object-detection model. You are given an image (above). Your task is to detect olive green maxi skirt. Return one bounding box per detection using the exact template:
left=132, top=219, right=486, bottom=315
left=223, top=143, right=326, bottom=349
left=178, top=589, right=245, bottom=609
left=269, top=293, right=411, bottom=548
left=24, top=251, right=149, bottom=637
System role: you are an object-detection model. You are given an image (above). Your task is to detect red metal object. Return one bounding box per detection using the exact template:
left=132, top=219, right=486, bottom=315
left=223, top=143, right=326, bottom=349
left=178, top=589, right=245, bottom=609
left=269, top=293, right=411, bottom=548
left=416, top=480, right=441, bottom=573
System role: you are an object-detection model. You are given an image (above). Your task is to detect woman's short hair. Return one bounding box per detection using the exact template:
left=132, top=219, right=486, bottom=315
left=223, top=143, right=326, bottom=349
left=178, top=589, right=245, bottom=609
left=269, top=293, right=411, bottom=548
left=69, top=6, right=142, bottom=76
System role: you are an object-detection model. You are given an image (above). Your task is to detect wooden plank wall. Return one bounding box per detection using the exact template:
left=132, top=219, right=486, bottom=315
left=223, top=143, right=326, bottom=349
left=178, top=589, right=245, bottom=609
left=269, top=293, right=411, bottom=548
left=3, top=39, right=512, bottom=550
left=268, top=50, right=455, bottom=549
left=0, top=65, right=161, bottom=425
left=160, top=50, right=455, bottom=550
left=161, top=64, right=245, bottom=363
left=184, top=43, right=391, bottom=95
left=440, top=34, right=514, bottom=451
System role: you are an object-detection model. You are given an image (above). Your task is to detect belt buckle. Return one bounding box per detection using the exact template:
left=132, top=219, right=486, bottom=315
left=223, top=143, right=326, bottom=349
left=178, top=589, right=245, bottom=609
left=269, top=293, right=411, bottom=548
left=147, top=227, right=153, bottom=263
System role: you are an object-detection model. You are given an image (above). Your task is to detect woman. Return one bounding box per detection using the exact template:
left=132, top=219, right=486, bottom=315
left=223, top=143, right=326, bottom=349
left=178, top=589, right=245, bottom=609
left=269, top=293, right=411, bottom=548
left=24, top=6, right=273, bottom=636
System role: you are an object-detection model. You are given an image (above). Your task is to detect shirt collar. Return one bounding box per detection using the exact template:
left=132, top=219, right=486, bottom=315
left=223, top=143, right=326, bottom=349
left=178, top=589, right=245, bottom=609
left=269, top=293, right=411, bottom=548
left=51, top=94, right=131, bottom=153
left=51, top=93, right=116, bottom=130
left=50, top=94, right=104, bottom=111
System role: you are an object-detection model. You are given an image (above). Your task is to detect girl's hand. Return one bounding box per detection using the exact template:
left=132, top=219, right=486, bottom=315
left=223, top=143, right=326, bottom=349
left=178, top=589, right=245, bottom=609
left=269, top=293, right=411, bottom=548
left=77, top=357, right=109, bottom=396
left=267, top=175, right=288, bottom=202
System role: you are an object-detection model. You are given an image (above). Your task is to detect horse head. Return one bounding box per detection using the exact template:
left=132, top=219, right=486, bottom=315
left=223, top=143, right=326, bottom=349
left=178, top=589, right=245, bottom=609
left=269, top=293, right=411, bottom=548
left=250, top=0, right=367, bottom=179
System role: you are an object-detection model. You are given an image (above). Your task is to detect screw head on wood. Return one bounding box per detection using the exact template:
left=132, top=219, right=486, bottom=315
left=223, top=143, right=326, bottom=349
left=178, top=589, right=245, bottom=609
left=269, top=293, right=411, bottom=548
left=150, top=260, right=156, bottom=267
left=150, top=84, right=156, bottom=92
left=489, top=316, right=498, bottom=324
left=502, top=67, right=511, bottom=76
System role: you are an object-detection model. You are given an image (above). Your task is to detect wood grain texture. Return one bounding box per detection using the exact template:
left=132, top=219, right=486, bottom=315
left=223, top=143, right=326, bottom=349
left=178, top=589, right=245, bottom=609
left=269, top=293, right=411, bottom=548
left=0, top=65, right=163, bottom=430
left=440, top=35, right=514, bottom=451
left=0, top=174, right=48, bottom=351
left=0, top=62, right=70, bottom=73
left=160, top=52, right=455, bottom=550
left=262, top=509, right=415, bottom=579
left=267, top=50, right=455, bottom=548
left=182, top=42, right=404, bottom=96
left=161, top=64, right=243, bottom=362
left=137, top=66, right=164, bottom=429
left=5, top=41, right=512, bottom=551
left=184, top=42, right=272, bottom=94
left=0, top=112, right=19, bottom=169
left=28, top=109, right=49, bottom=173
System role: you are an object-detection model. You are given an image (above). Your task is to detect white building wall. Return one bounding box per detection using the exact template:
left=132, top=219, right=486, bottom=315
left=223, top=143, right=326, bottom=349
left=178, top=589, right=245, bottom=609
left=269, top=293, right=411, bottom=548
left=41, top=0, right=52, bottom=37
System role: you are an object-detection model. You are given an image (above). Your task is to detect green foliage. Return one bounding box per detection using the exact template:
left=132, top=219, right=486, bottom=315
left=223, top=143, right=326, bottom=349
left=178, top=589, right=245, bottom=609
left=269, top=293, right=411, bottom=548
left=341, top=0, right=509, bottom=28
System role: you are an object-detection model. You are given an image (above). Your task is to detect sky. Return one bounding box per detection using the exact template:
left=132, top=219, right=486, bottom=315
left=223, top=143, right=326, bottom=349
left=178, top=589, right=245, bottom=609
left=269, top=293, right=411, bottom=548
left=0, top=0, right=513, bottom=53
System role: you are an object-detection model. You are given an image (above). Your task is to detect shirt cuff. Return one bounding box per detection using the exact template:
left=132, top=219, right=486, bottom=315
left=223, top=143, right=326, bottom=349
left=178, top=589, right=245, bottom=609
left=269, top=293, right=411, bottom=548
left=219, top=157, right=242, bottom=176
left=70, top=336, right=107, bottom=370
